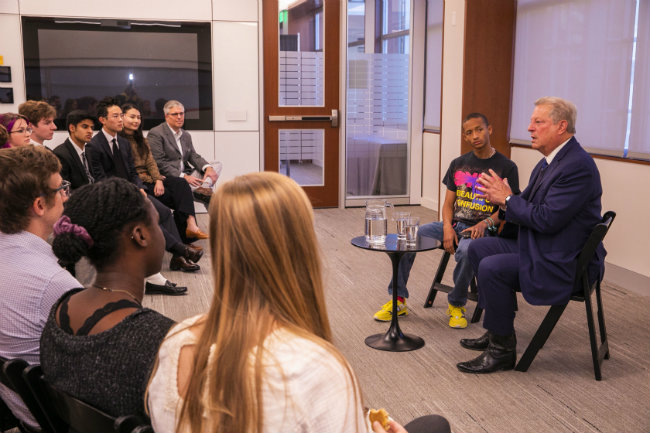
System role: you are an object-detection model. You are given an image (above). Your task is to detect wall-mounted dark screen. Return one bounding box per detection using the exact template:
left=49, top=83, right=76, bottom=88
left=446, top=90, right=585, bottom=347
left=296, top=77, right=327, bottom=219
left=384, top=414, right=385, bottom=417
left=0, top=67, right=11, bottom=83
left=0, top=88, right=14, bottom=104
left=22, top=17, right=212, bottom=130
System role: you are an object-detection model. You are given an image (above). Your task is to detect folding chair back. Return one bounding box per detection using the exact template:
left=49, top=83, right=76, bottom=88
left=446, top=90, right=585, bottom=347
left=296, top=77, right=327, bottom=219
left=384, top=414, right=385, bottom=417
left=515, top=211, right=616, bottom=380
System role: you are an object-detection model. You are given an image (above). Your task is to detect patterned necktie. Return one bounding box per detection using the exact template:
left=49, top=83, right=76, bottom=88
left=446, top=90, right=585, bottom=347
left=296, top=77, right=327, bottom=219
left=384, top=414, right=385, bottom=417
left=81, top=151, right=94, bottom=184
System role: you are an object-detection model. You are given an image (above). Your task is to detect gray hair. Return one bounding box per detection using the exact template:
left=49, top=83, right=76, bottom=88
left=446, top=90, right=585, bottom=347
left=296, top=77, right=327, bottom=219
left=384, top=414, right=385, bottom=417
left=534, top=96, right=577, bottom=134
left=163, top=100, right=184, bottom=115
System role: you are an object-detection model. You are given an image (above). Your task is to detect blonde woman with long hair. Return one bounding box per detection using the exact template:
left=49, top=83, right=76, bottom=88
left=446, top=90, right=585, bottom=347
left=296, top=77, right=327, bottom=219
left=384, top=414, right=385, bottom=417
left=147, top=172, right=450, bottom=433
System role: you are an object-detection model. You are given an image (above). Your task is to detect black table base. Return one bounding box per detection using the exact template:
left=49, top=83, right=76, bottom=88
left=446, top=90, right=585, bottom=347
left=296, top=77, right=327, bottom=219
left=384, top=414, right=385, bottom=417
left=351, top=234, right=440, bottom=352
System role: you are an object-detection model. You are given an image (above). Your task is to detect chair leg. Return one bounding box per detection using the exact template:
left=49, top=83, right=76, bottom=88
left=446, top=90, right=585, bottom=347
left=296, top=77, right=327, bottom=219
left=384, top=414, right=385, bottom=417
left=515, top=304, right=567, bottom=372
left=584, top=285, right=606, bottom=381
left=595, top=282, right=609, bottom=360
left=468, top=277, right=482, bottom=323
left=424, top=251, right=450, bottom=308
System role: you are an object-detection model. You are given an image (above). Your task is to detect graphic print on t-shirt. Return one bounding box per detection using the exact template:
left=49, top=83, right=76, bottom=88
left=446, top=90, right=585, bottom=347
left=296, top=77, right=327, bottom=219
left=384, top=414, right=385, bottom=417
left=452, top=169, right=496, bottom=224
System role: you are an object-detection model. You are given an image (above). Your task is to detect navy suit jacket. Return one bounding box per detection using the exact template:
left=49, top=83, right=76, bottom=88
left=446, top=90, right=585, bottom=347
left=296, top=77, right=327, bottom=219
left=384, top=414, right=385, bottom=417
left=86, top=131, right=144, bottom=189
left=506, top=136, right=605, bottom=306
left=53, top=138, right=90, bottom=191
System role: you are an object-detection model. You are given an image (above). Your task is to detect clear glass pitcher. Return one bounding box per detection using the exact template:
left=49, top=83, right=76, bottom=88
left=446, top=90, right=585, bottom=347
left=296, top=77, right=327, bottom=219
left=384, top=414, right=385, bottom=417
left=364, top=199, right=393, bottom=244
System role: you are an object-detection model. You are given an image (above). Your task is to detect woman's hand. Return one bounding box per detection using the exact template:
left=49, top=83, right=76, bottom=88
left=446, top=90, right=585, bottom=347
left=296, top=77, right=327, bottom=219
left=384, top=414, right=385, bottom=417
left=372, top=419, right=408, bottom=433
left=154, top=180, right=165, bottom=196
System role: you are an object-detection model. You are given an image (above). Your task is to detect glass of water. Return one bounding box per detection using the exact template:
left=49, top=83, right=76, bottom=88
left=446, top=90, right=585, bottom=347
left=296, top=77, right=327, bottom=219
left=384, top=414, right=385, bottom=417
left=404, top=216, right=420, bottom=246
left=394, top=211, right=411, bottom=241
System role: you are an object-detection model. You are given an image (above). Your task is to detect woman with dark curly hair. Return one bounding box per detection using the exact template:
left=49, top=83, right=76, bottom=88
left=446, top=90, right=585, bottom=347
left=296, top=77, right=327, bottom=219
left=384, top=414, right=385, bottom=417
left=40, top=177, right=174, bottom=418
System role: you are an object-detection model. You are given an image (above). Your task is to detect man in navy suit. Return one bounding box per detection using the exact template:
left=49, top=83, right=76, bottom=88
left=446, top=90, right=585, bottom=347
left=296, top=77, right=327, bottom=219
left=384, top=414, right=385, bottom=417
left=457, top=96, right=605, bottom=374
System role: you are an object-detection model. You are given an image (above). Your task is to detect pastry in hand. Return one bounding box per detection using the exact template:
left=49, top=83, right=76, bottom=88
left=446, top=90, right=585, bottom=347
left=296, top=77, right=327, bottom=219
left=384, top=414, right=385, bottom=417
left=369, top=408, right=390, bottom=430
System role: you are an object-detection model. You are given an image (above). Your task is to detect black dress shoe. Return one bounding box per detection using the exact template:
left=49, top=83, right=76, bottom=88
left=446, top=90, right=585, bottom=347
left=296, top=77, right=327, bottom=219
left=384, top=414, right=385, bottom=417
left=457, top=333, right=516, bottom=374
left=193, top=187, right=212, bottom=206
left=460, top=331, right=490, bottom=351
left=183, top=244, right=204, bottom=263
left=170, top=255, right=200, bottom=272
left=145, top=280, right=188, bottom=296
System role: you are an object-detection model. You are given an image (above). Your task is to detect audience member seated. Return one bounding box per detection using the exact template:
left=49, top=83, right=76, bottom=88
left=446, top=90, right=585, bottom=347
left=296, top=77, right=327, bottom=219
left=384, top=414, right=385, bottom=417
left=86, top=97, right=203, bottom=275
left=119, top=103, right=207, bottom=240
left=147, top=172, right=451, bottom=433
left=41, top=178, right=175, bottom=417
left=0, top=125, right=7, bottom=148
left=374, top=113, right=519, bottom=328
left=18, top=100, right=58, bottom=147
left=147, top=99, right=221, bottom=206
left=0, top=113, right=32, bottom=148
left=53, top=110, right=96, bottom=191
left=0, top=146, right=80, bottom=431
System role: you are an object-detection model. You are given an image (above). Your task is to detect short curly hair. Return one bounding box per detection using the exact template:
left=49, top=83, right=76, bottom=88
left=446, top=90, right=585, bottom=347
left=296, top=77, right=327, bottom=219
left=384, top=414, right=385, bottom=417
left=18, top=100, right=57, bottom=126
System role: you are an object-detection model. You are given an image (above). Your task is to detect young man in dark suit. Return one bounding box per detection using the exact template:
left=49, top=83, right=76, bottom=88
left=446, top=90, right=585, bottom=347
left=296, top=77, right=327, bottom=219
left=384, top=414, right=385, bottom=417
left=53, top=110, right=95, bottom=190
left=85, top=98, right=202, bottom=284
left=457, top=96, right=605, bottom=374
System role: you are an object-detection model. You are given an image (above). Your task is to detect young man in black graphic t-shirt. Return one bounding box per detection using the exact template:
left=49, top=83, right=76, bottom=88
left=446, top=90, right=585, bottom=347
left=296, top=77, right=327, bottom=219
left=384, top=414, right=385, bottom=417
left=374, top=113, right=519, bottom=328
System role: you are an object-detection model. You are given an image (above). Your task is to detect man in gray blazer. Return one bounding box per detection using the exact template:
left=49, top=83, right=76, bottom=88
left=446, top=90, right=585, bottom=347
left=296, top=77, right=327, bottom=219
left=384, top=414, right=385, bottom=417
left=147, top=100, right=220, bottom=205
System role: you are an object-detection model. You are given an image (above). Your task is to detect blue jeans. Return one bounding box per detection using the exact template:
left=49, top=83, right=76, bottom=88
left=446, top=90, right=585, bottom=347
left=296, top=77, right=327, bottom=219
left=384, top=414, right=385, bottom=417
left=387, top=221, right=482, bottom=307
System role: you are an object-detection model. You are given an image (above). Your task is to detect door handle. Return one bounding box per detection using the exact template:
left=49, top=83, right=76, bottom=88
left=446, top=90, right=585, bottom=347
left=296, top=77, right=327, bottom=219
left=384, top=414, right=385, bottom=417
left=269, top=109, right=338, bottom=128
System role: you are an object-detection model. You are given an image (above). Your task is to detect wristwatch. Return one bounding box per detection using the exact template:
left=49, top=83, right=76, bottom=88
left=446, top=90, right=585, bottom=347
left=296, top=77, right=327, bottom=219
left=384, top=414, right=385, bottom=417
left=504, top=195, right=512, bottom=209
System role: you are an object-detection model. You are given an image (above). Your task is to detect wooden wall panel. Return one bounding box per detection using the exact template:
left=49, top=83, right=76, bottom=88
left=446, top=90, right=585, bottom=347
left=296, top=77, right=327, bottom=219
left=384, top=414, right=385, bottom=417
left=461, top=0, right=516, bottom=157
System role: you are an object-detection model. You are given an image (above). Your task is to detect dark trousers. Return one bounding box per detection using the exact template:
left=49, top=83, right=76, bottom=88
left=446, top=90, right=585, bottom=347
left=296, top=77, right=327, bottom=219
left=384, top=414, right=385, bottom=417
left=150, top=196, right=183, bottom=253
left=144, top=177, right=195, bottom=244
left=467, top=236, right=520, bottom=336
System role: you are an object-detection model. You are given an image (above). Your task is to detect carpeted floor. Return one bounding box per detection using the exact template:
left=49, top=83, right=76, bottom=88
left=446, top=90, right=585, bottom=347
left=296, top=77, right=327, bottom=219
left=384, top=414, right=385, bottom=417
left=76, top=206, right=650, bottom=433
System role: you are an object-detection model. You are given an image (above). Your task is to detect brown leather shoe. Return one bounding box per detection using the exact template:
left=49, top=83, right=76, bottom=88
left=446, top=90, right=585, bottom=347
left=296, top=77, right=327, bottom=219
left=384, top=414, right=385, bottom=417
left=193, top=187, right=212, bottom=206
left=170, top=255, right=200, bottom=272
left=186, top=227, right=208, bottom=239
left=183, top=244, right=204, bottom=263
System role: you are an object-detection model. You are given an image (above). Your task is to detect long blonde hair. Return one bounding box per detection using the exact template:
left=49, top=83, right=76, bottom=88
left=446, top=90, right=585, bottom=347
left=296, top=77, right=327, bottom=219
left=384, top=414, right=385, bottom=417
left=178, top=171, right=359, bottom=432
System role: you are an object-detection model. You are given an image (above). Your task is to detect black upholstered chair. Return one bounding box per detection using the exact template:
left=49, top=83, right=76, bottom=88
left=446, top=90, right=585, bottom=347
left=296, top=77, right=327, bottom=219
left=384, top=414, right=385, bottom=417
left=515, top=211, right=616, bottom=380
left=0, top=357, right=60, bottom=433
left=22, top=365, right=153, bottom=433
left=423, top=249, right=483, bottom=323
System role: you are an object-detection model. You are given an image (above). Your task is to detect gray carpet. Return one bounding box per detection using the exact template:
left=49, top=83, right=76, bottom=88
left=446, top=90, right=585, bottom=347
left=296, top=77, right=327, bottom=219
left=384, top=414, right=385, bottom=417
left=77, top=206, right=649, bottom=433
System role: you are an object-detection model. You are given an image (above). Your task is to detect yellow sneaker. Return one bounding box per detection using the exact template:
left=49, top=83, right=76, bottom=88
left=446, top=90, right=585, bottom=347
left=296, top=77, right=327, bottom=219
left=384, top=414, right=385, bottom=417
left=373, top=299, right=408, bottom=322
left=447, top=304, right=468, bottom=329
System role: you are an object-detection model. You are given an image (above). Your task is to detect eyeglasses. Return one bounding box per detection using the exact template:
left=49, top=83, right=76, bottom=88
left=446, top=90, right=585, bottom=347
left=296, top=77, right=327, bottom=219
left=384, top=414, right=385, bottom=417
left=167, top=112, right=185, bottom=117
left=107, top=113, right=125, bottom=120
left=11, top=127, right=33, bottom=135
left=49, top=180, right=71, bottom=198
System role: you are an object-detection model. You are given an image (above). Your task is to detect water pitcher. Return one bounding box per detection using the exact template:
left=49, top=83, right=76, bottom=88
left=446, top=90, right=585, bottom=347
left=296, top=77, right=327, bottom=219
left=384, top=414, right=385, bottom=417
left=364, top=200, right=393, bottom=244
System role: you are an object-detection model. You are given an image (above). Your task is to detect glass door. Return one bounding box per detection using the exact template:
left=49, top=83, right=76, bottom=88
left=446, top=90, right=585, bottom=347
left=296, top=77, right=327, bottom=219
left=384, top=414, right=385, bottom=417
left=345, top=0, right=411, bottom=200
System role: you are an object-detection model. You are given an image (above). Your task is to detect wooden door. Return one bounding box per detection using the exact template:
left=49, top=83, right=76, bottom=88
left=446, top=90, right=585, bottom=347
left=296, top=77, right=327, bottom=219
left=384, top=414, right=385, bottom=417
left=263, top=0, right=340, bottom=207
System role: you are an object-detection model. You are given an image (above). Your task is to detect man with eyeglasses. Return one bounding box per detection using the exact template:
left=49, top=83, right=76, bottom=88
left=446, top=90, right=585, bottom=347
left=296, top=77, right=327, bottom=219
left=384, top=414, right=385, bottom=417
left=86, top=97, right=203, bottom=274
left=18, top=100, right=58, bottom=147
left=147, top=100, right=221, bottom=206
left=0, top=145, right=79, bottom=431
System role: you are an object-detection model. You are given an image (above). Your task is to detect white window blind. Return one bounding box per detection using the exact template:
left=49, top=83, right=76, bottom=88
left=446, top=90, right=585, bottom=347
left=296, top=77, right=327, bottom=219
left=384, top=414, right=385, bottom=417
left=510, top=0, right=649, bottom=160
left=423, top=0, right=443, bottom=131
left=627, top=0, right=649, bottom=159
